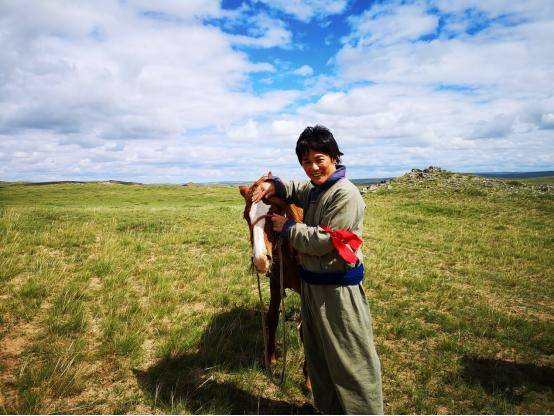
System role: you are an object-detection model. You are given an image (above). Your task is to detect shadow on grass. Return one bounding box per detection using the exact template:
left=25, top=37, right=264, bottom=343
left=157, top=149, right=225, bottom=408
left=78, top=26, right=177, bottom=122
left=134, top=307, right=315, bottom=414
left=460, top=356, right=554, bottom=403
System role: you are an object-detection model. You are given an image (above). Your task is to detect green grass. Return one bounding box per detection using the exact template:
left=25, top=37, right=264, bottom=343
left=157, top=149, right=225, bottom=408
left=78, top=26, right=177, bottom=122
left=0, top=178, right=552, bottom=414
left=515, top=176, right=554, bottom=185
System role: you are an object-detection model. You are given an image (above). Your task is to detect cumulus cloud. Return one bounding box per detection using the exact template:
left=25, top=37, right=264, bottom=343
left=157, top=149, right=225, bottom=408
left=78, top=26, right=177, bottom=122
left=228, top=119, right=259, bottom=141
left=0, top=0, right=552, bottom=182
left=469, top=115, right=514, bottom=139
left=229, top=13, right=293, bottom=48
left=0, top=1, right=295, bottom=139
left=131, top=0, right=224, bottom=20
left=322, top=0, right=554, bottom=174
left=540, top=113, right=554, bottom=130
left=292, top=65, right=314, bottom=76
left=345, top=3, right=438, bottom=46
left=336, top=1, right=554, bottom=93
left=257, top=0, right=349, bottom=22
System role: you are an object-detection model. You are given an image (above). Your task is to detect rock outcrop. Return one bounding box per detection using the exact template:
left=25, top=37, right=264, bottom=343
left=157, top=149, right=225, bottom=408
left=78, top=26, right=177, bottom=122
left=360, top=166, right=552, bottom=194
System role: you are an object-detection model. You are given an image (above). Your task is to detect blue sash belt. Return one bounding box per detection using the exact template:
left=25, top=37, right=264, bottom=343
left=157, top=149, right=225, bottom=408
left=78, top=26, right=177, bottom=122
left=299, top=264, right=364, bottom=286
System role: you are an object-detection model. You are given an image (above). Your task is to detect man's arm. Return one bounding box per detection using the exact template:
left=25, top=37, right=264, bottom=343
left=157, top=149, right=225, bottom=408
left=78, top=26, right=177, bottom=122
left=251, top=174, right=310, bottom=208
left=285, top=188, right=361, bottom=256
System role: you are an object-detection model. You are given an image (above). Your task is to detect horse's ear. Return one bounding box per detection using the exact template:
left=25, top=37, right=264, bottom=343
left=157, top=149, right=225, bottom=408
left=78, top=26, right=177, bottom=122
left=239, top=186, right=249, bottom=198
left=267, top=171, right=273, bottom=179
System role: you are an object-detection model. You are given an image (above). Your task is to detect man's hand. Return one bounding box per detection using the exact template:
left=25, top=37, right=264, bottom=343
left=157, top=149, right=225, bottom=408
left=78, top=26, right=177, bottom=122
left=252, top=180, right=276, bottom=203
left=269, top=213, right=288, bottom=233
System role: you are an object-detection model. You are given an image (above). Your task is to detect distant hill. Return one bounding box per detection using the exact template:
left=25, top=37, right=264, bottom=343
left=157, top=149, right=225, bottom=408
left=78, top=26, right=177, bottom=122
left=2, top=170, right=552, bottom=187
left=351, top=177, right=394, bottom=185
left=472, top=171, right=554, bottom=179
left=11, top=180, right=144, bottom=186
left=352, top=170, right=553, bottom=184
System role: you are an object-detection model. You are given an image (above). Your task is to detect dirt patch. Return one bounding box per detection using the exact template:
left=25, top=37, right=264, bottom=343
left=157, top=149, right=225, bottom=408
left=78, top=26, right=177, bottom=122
left=6, top=273, right=27, bottom=290
left=0, top=321, right=40, bottom=410
left=89, top=276, right=102, bottom=291
left=36, top=245, right=65, bottom=258
left=0, top=321, right=40, bottom=360
left=2, top=333, right=27, bottom=358
left=44, top=361, right=117, bottom=414
left=142, top=339, right=157, bottom=367
left=451, top=280, right=554, bottom=323
left=191, top=302, right=207, bottom=312
left=173, top=302, right=218, bottom=320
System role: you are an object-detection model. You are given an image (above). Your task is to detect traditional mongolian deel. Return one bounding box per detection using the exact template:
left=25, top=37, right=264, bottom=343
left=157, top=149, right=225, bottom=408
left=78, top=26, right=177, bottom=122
left=275, top=166, right=365, bottom=275
left=273, top=165, right=384, bottom=414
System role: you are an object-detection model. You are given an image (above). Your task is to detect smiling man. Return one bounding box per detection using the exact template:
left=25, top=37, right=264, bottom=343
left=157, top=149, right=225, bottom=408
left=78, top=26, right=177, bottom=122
left=252, top=125, right=383, bottom=414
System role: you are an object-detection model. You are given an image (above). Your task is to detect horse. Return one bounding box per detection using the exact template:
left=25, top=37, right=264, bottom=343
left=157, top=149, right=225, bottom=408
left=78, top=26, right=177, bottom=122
left=239, top=175, right=311, bottom=389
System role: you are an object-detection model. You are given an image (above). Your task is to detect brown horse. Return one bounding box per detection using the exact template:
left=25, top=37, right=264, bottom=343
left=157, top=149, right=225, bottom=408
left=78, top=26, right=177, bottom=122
left=239, top=175, right=310, bottom=388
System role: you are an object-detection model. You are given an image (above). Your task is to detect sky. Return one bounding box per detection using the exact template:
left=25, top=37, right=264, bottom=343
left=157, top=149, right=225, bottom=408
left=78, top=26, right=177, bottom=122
left=1, top=0, right=553, bottom=183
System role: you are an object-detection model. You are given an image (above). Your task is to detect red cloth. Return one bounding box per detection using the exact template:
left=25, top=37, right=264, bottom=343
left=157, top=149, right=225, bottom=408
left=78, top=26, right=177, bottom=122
left=320, top=225, right=362, bottom=265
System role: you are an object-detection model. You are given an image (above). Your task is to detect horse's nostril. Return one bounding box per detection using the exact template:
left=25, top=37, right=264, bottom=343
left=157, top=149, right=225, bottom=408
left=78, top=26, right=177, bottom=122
left=267, top=254, right=272, bottom=261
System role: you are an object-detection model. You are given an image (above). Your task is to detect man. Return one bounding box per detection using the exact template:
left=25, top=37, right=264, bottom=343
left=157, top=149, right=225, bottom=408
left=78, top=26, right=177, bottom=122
left=252, top=125, right=383, bottom=414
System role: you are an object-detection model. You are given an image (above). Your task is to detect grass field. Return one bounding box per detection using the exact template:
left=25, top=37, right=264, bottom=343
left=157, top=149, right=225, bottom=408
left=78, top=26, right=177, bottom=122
left=0, top=172, right=553, bottom=414
left=515, top=176, right=554, bottom=185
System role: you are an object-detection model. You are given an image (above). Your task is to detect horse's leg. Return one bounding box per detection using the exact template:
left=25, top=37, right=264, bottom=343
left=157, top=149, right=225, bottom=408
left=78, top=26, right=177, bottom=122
left=298, top=320, right=312, bottom=391
left=266, top=270, right=281, bottom=367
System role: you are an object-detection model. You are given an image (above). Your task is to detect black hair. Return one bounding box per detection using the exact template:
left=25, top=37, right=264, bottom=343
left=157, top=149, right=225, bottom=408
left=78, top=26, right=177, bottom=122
left=295, top=125, right=343, bottom=164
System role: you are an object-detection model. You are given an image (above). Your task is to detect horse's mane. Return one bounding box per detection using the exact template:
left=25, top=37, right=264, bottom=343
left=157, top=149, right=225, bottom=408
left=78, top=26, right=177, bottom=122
left=266, top=196, right=303, bottom=223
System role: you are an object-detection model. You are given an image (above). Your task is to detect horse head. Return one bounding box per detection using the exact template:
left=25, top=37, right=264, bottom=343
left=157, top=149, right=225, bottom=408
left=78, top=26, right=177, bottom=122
left=239, top=174, right=301, bottom=274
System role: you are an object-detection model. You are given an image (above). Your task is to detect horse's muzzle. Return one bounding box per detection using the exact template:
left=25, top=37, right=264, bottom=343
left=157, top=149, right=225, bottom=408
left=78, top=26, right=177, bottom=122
left=252, top=254, right=272, bottom=274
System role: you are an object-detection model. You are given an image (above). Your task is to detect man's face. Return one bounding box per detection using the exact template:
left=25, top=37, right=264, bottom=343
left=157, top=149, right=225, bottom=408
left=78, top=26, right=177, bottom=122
left=301, top=149, right=337, bottom=186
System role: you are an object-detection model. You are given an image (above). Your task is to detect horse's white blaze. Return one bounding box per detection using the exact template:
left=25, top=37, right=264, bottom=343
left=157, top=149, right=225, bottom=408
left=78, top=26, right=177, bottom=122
left=249, top=200, right=271, bottom=271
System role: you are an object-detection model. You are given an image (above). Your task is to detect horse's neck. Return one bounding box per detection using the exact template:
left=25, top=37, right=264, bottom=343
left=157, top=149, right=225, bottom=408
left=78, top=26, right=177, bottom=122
left=285, top=204, right=303, bottom=223
left=266, top=196, right=303, bottom=223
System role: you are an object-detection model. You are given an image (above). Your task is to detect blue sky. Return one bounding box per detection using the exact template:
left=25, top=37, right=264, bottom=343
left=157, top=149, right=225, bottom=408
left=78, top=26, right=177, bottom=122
left=0, top=0, right=553, bottom=182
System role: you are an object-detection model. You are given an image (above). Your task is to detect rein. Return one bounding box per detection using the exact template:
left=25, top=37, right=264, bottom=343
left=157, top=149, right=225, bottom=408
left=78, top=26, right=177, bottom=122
left=255, top=237, right=287, bottom=385
left=277, top=238, right=287, bottom=385
left=250, top=201, right=288, bottom=385
left=256, top=270, right=270, bottom=371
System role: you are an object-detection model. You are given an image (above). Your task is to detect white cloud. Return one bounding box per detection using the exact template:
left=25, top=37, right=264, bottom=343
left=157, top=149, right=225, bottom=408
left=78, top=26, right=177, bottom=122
left=436, top=0, right=554, bottom=19
left=271, top=119, right=306, bottom=138
left=337, top=1, right=554, bottom=94
left=292, top=65, right=314, bottom=76
left=346, top=3, right=438, bottom=46
left=469, top=114, right=514, bottom=139
left=229, top=13, right=292, bottom=48
left=131, top=0, right=223, bottom=20
left=1, top=1, right=552, bottom=183
left=315, top=1, right=554, bottom=175
left=237, top=76, right=554, bottom=177
left=228, top=119, right=259, bottom=140
left=0, top=0, right=303, bottom=181
left=540, top=113, right=554, bottom=130
left=257, top=0, right=349, bottom=22
left=0, top=1, right=296, bottom=140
